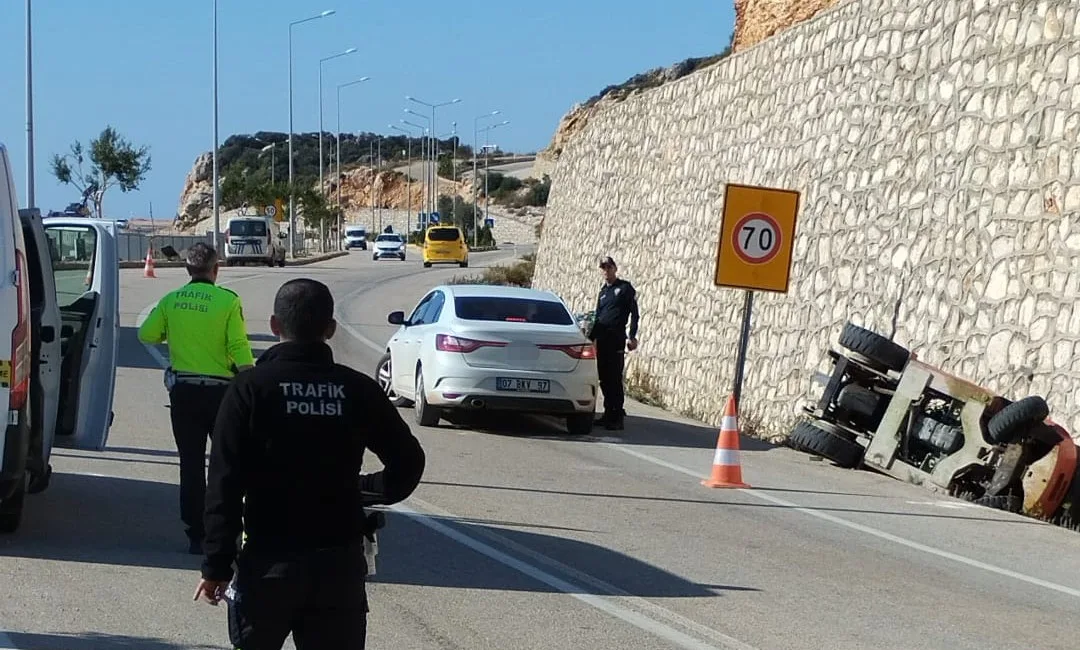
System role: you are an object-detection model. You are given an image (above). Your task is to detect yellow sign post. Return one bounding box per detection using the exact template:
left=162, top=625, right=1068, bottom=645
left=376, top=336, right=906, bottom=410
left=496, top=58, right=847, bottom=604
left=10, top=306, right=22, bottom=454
left=713, top=183, right=801, bottom=409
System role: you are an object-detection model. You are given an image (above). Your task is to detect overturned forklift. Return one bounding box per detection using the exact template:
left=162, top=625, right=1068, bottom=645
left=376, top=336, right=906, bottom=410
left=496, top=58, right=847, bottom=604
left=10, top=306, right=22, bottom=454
left=791, top=322, right=1080, bottom=528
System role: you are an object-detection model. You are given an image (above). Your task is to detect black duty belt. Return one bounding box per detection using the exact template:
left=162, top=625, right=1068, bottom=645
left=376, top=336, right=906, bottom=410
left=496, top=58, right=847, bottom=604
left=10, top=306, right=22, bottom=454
left=173, top=372, right=232, bottom=387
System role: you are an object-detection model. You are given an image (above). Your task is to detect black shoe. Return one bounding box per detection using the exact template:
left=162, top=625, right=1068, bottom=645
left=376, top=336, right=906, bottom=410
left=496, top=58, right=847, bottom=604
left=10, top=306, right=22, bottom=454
left=604, top=418, right=624, bottom=431
left=187, top=538, right=204, bottom=555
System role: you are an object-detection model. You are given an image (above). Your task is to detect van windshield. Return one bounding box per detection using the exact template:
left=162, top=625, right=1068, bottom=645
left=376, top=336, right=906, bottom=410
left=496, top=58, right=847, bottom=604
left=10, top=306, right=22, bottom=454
left=427, top=228, right=461, bottom=242
left=229, top=220, right=267, bottom=237
left=346, top=229, right=366, bottom=237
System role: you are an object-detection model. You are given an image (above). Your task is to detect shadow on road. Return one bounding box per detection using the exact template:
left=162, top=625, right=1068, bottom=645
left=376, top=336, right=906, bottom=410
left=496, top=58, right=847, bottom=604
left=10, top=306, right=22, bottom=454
left=117, top=326, right=165, bottom=371
left=417, top=480, right=1046, bottom=526
left=375, top=511, right=757, bottom=597
left=4, top=632, right=220, bottom=650
left=0, top=472, right=198, bottom=570
left=440, top=409, right=777, bottom=452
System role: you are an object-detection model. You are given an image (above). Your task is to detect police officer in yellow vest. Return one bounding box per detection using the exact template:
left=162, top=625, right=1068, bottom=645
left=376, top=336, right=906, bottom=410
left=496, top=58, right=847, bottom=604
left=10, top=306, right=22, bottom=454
left=138, top=242, right=254, bottom=554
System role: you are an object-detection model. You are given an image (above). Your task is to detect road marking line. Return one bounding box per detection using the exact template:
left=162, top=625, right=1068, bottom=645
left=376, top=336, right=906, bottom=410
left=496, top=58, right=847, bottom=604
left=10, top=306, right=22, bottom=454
left=393, top=499, right=754, bottom=650
left=606, top=445, right=1080, bottom=600
left=133, top=272, right=270, bottom=370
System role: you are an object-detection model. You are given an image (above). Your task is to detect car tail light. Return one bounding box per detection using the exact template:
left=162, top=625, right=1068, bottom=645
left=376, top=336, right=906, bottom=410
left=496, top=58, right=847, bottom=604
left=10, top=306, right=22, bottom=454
left=538, top=343, right=596, bottom=360
left=436, top=334, right=506, bottom=354
left=9, top=250, right=31, bottom=411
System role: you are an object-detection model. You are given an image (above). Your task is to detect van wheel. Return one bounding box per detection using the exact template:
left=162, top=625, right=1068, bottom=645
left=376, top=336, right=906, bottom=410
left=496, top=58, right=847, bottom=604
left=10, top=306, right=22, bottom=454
left=0, top=473, right=28, bottom=534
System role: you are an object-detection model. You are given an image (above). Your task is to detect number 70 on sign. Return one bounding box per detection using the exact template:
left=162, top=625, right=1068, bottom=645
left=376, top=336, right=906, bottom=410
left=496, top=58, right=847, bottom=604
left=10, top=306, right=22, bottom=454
left=714, top=183, right=801, bottom=294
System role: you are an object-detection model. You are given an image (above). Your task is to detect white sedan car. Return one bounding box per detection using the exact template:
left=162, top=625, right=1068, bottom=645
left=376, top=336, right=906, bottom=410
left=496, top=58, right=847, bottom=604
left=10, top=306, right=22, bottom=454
left=376, top=284, right=599, bottom=435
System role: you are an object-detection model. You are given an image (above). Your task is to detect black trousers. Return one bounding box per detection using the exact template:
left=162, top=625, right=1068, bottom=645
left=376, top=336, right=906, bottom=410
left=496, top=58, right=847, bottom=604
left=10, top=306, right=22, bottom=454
left=168, top=382, right=229, bottom=541
left=595, top=337, right=626, bottom=421
left=228, top=545, right=369, bottom=649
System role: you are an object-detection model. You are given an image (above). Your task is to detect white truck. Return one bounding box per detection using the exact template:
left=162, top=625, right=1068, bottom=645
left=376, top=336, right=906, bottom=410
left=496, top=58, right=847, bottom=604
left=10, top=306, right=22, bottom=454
left=0, top=142, right=119, bottom=532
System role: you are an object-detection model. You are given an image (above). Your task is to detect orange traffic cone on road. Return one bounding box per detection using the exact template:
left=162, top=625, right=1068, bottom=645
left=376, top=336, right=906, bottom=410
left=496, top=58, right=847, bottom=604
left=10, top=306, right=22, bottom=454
left=702, top=395, right=750, bottom=489
left=143, top=248, right=156, bottom=279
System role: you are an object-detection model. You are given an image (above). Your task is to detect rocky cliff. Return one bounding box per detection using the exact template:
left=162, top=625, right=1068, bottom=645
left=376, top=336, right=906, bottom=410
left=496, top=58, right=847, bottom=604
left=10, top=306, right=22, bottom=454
left=533, top=0, right=1080, bottom=442
left=733, top=0, right=842, bottom=51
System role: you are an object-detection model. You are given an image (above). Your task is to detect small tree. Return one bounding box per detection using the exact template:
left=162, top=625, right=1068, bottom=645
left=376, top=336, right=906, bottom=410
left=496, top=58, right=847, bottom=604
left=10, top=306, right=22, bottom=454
left=50, top=126, right=151, bottom=218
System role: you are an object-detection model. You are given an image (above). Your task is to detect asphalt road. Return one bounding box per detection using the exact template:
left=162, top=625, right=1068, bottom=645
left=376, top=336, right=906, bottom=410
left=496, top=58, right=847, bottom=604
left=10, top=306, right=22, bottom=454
left=2, top=248, right=1079, bottom=649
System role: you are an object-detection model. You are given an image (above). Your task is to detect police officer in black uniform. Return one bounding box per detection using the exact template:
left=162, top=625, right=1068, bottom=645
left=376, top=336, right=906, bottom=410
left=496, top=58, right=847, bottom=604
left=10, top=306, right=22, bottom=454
left=588, top=256, right=640, bottom=430
left=194, top=278, right=426, bottom=649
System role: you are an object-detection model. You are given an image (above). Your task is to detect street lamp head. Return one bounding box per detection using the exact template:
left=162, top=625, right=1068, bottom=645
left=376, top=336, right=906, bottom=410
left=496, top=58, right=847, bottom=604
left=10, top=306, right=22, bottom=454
left=321, top=10, right=335, bottom=17
left=344, top=47, right=357, bottom=54
left=451, top=98, right=462, bottom=104
left=360, top=76, right=371, bottom=81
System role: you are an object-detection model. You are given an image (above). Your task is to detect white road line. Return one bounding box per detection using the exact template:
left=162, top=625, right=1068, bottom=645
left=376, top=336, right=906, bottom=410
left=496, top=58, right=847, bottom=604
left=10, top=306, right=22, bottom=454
left=392, top=500, right=753, bottom=650
left=607, top=445, right=1080, bottom=600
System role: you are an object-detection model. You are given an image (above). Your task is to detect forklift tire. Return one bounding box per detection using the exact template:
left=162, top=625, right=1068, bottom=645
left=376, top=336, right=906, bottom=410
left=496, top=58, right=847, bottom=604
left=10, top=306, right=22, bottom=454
left=788, top=420, right=864, bottom=469
left=838, top=322, right=910, bottom=372
left=986, top=395, right=1049, bottom=444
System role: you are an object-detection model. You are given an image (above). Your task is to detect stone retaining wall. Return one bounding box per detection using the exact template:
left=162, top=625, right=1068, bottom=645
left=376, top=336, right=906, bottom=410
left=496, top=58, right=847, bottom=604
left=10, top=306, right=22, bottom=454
left=533, top=0, right=1080, bottom=441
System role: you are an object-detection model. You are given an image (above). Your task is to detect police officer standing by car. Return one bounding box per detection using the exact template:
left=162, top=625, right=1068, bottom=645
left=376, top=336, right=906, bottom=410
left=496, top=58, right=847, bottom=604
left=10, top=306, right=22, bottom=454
left=137, top=242, right=255, bottom=554
left=193, top=278, right=426, bottom=649
left=588, top=256, right=640, bottom=430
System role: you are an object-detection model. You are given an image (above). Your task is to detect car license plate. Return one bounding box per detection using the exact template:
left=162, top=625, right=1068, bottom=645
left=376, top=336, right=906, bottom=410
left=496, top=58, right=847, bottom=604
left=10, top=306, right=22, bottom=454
left=496, top=378, right=550, bottom=393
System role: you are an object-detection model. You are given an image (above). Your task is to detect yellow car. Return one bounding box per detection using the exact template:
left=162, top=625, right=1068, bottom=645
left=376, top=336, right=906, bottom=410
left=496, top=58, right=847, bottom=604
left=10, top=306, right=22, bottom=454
left=422, top=226, right=469, bottom=268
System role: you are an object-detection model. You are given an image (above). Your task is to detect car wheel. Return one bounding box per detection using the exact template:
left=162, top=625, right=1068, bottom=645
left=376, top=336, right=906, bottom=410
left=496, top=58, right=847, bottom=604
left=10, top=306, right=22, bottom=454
left=376, top=352, right=410, bottom=407
left=787, top=420, right=864, bottom=469
left=459, top=260, right=469, bottom=268
left=566, top=413, right=594, bottom=436
left=413, top=368, right=441, bottom=427
left=423, top=262, right=432, bottom=268
left=0, top=472, right=28, bottom=534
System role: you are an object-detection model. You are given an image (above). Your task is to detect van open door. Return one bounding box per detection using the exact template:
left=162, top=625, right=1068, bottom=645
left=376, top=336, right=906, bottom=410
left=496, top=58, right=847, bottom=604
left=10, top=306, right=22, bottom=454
left=18, top=208, right=63, bottom=491
left=42, top=218, right=119, bottom=451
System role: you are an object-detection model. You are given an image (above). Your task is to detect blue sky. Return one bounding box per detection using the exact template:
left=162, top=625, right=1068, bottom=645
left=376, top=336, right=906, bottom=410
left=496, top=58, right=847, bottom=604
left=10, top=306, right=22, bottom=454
left=0, top=0, right=734, bottom=220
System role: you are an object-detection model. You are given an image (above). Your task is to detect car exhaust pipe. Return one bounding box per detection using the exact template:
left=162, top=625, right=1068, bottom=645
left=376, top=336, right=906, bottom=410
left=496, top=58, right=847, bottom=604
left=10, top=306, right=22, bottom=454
left=469, top=398, right=485, bottom=409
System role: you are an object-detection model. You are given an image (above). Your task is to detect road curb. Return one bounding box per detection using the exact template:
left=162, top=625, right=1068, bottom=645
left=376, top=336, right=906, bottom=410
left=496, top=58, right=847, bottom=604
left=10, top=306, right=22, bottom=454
left=118, top=251, right=349, bottom=269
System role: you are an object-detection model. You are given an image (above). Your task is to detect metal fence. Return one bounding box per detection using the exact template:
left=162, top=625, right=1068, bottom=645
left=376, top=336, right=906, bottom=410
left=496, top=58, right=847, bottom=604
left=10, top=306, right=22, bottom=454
left=117, top=232, right=216, bottom=261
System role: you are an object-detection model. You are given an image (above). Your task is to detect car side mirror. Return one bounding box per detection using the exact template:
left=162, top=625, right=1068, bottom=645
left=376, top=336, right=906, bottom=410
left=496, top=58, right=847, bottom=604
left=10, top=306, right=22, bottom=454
left=388, top=311, right=406, bottom=326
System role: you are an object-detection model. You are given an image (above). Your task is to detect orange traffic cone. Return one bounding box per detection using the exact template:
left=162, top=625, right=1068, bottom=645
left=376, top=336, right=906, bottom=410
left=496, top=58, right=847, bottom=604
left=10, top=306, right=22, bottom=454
left=143, top=248, right=157, bottom=279
left=702, top=395, right=751, bottom=489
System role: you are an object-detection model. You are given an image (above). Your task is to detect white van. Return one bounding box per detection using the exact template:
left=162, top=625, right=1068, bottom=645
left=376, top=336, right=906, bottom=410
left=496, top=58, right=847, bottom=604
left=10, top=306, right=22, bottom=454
left=0, top=142, right=120, bottom=533
left=343, top=225, right=368, bottom=251
left=224, top=216, right=286, bottom=267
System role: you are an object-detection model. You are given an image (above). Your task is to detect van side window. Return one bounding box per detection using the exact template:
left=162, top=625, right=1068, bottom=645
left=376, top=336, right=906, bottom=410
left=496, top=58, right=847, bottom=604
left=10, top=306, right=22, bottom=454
left=45, top=226, right=98, bottom=308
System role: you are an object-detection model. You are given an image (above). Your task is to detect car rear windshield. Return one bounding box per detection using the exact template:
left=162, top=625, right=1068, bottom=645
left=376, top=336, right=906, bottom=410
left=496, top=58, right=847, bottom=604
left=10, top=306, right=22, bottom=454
left=427, top=228, right=461, bottom=242
left=454, top=296, right=573, bottom=325
left=230, top=220, right=267, bottom=237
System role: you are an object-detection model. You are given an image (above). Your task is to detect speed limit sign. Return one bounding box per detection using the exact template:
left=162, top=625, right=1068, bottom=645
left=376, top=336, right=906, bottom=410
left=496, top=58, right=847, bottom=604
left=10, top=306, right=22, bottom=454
left=732, top=213, right=780, bottom=264
left=714, top=183, right=800, bottom=293
left=266, top=204, right=277, bottom=218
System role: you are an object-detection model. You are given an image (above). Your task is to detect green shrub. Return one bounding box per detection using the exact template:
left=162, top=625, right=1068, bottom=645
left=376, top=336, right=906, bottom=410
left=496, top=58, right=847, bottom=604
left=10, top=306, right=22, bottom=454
left=451, top=255, right=535, bottom=288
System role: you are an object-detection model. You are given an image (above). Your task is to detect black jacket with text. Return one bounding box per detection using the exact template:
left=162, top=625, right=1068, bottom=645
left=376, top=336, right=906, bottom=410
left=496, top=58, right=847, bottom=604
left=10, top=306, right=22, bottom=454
left=201, top=341, right=426, bottom=582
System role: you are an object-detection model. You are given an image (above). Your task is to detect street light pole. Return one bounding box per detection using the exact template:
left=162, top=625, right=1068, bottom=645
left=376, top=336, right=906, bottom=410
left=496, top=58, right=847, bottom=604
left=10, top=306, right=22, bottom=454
left=287, top=9, right=335, bottom=258
left=318, top=48, right=357, bottom=202
left=211, top=0, right=220, bottom=248
left=406, top=96, right=460, bottom=216
left=25, top=0, right=35, bottom=210
left=393, top=124, right=419, bottom=232
left=472, top=110, right=500, bottom=247
left=336, top=77, right=370, bottom=250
